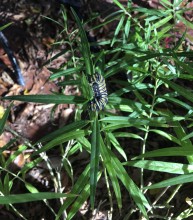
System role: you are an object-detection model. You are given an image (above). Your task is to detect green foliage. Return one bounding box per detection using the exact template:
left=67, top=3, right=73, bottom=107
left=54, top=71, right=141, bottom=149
left=0, top=103, right=12, bottom=135
left=2, top=0, right=193, bottom=219
left=0, top=23, right=13, bottom=31
left=0, top=192, right=74, bottom=204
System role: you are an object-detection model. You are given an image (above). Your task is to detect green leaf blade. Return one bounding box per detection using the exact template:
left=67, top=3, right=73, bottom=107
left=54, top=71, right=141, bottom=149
left=90, top=114, right=100, bottom=209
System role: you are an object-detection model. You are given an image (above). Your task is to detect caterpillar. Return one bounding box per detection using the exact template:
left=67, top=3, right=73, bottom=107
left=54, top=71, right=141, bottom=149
left=89, top=73, right=108, bottom=111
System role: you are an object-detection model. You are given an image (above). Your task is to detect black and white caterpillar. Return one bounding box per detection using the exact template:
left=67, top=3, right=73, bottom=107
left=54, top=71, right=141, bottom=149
left=89, top=73, right=108, bottom=111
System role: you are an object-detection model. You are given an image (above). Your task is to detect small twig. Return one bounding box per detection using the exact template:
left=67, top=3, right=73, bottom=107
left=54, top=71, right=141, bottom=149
left=152, top=186, right=170, bottom=207
left=104, top=168, right=113, bottom=219
left=165, top=184, right=182, bottom=204
left=0, top=31, right=25, bottom=86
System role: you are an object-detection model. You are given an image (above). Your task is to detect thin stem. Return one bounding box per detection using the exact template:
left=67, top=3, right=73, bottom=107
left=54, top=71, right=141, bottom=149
left=104, top=168, right=113, bottom=218
left=152, top=186, right=170, bottom=207
left=165, top=184, right=182, bottom=204
left=140, top=77, right=159, bottom=190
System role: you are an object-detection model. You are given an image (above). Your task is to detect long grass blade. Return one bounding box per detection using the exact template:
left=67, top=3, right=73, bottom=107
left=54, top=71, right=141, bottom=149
left=71, top=8, right=94, bottom=76
left=36, top=120, right=89, bottom=143
left=3, top=95, right=87, bottom=104
left=90, top=114, right=100, bottom=209
left=145, top=173, right=193, bottom=189
left=125, top=160, right=193, bottom=174
left=32, top=130, right=86, bottom=156
left=0, top=192, right=74, bottom=204
left=100, top=136, right=122, bottom=210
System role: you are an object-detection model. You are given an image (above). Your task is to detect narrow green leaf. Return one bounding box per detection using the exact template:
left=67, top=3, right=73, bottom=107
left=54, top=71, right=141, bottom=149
left=152, top=14, right=172, bottom=29
left=101, top=116, right=183, bottom=127
left=0, top=139, right=16, bottom=154
left=108, top=148, right=150, bottom=218
left=125, top=160, right=193, bottom=174
left=66, top=172, right=101, bottom=220
left=133, top=147, right=193, bottom=160
left=36, top=120, right=89, bottom=143
left=71, top=8, right=94, bottom=76
left=41, top=15, right=63, bottom=27
left=161, top=78, right=193, bottom=104
left=150, top=25, right=172, bottom=44
left=3, top=95, right=87, bottom=104
left=114, top=132, right=143, bottom=140
left=0, top=23, right=13, bottom=31
left=176, top=13, right=193, bottom=29
left=100, top=137, right=122, bottom=210
left=32, top=130, right=86, bottom=156
left=0, top=192, right=74, bottom=204
left=123, top=50, right=193, bottom=59
left=103, top=123, right=135, bottom=131
left=124, top=17, right=130, bottom=39
left=111, top=14, right=125, bottom=46
left=182, top=131, right=193, bottom=141
left=133, top=7, right=170, bottom=16
left=171, top=119, right=193, bottom=164
left=108, top=132, right=127, bottom=160
left=58, top=80, right=80, bottom=86
left=150, top=129, right=180, bottom=145
left=67, top=184, right=90, bottom=220
left=25, top=182, right=39, bottom=193
left=175, top=207, right=193, bottom=219
left=173, top=29, right=187, bottom=51
left=145, top=173, right=193, bottom=189
left=174, top=58, right=193, bottom=76
left=160, top=95, right=192, bottom=111
left=44, top=49, right=68, bottom=66
left=50, top=67, right=82, bottom=80
left=113, top=159, right=149, bottom=218
left=4, top=174, right=10, bottom=195
left=0, top=180, right=4, bottom=193
left=20, top=157, right=43, bottom=175
left=113, top=0, right=125, bottom=11
left=108, top=96, right=145, bottom=112
left=90, top=114, right=100, bottom=209
left=5, top=145, right=27, bottom=167
left=76, top=136, right=91, bottom=153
